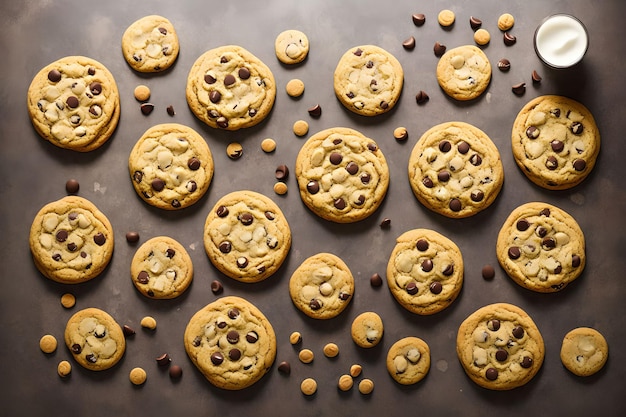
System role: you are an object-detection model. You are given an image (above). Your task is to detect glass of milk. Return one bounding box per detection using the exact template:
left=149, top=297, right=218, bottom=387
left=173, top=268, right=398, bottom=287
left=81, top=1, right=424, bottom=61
left=534, top=14, right=589, bottom=69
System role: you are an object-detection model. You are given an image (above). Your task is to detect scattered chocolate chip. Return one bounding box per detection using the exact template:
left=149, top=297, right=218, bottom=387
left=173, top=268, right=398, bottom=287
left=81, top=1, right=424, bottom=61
left=140, top=103, right=155, bottom=115
left=156, top=353, right=171, bottom=366
left=65, top=179, right=79, bottom=194
left=482, top=265, right=495, bottom=280
left=531, top=70, right=542, bottom=83
left=278, top=361, right=291, bottom=375
left=329, top=152, right=343, bottom=165
left=512, top=82, right=526, bottom=96
left=526, top=126, right=540, bottom=139
left=123, top=325, right=136, bottom=337
left=169, top=365, right=183, bottom=379
left=137, top=271, right=149, bottom=284
left=439, top=140, right=452, bottom=152
left=497, top=58, right=511, bottom=71
left=229, top=349, right=241, bottom=361
left=308, top=104, right=322, bottom=118
left=570, top=122, right=584, bottom=135
left=275, top=165, right=289, bottom=181
left=370, top=273, right=383, bottom=287
left=442, top=264, right=454, bottom=276
left=379, top=218, right=391, bottom=228
left=546, top=155, right=558, bottom=170
left=126, top=231, right=140, bottom=243
left=434, top=41, right=447, bottom=57
left=488, top=319, right=500, bottom=331
left=503, top=32, right=517, bottom=46
left=216, top=205, right=229, bottom=217
left=470, top=16, right=482, bottom=30
left=412, top=13, right=426, bottom=26
left=89, top=82, right=102, bottom=95
left=403, top=36, right=416, bottom=50
left=166, top=105, right=175, bottom=116
left=211, top=280, right=223, bottom=294
left=430, top=282, right=443, bottom=294
left=415, top=90, right=429, bottom=104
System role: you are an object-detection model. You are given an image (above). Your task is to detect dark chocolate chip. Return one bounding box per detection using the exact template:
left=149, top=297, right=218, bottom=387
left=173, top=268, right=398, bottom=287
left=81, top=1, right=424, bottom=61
left=508, top=246, right=521, bottom=259
left=224, top=74, right=236, bottom=86
left=334, top=198, right=346, bottom=210
left=166, top=105, right=175, bottom=116
left=228, top=308, right=240, bottom=319
left=512, top=82, right=526, bottom=96
left=482, top=265, right=495, bottom=280
left=512, top=326, right=525, bottom=339
left=470, top=16, right=482, bottom=30
left=306, top=180, right=319, bottom=194
left=486, top=368, right=498, bottom=381
left=204, top=74, right=216, bottom=84
left=238, top=67, right=251, bottom=79
left=229, top=349, right=241, bottom=361
left=415, top=90, right=429, bottom=104
left=495, top=349, right=508, bottom=362
left=503, top=32, right=517, bottom=46
left=48, top=69, right=62, bottom=82
left=65, top=179, right=79, bottom=194
left=360, top=172, right=371, bottom=184
left=542, top=237, right=556, bottom=250
left=470, top=154, right=483, bottom=166
left=158, top=27, right=167, bottom=35
left=380, top=218, right=391, bottom=228
left=237, top=257, right=248, bottom=268
left=126, top=231, right=140, bottom=243
left=470, top=190, right=484, bottom=202
left=370, top=273, right=383, bottom=287
left=329, top=152, right=343, bottom=165
left=353, top=48, right=363, bottom=56
left=156, top=353, right=171, bottom=366
left=86, top=354, right=97, bottom=363
left=412, top=13, right=426, bottom=26
left=517, top=219, right=530, bottom=231
left=442, top=264, right=454, bottom=276
left=438, top=170, right=450, bottom=182
left=140, top=103, right=154, bottom=115
left=166, top=248, right=175, bottom=258
left=309, top=299, right=322, bottom=310
left=220, top=241, right=232, bottom=252
left=488, top=319, right=500, bottom=331
left=275, top=165, right=289, bottom=181
left=403, top=36, right=416, bottom=50
left=449, top=199, right=462, bottom=212
left=546, top=156, right=558, bottom=170
left=421, top=259, right=434, bottom=272
left=416, top=239, right=429, bottom=251
left=188, top=157, right=201, bottom=170
left=210, top=280, right=223, bottom=294
left=570, top=122, right=584, bottom=135
left=540, top=208, right=551, bottom=217
left=278, top=361, right=291, bottom=375
left=93, top=233, right=106, bottom=246
left=434, top=42, right=446, bottom=57
left=123, top=325, right=136, bottom=337
left=458, top=141, right=470, bottom=154
left=89, top=82, right=102, bottom=95
left=406, top=282, right=418, bottom=295
left=66, top=96, right=79, bottom=108
left=346, top=162, right=359, bottom=175
left=497, top=58, right=511, bottom=71
left=572, top=254, right=581, bottom=268
left=429, top=281, right=443, bottom=294
left=521, top=357, right=533, bottom=369
left=246, top=331, right=259, bottom=343
left=169, top=365, right=183, bottom=379
left=239, top=213, right=253, bottom=225
left=216, top=205, right=229, bottom=217
left=532, top=70, right=542, bottom=83
left=573, top=158, right=586, bottom=171
left=209, top=90, right=221, bottom=103
left=536, top=226, right=547, bottom=238
left=227, top=330, right=239, bottom=344
left=551, top=140, right=564, bottom=152
left=137, top=271, right=149, bottom=284
left=152, top=178, right=165, bottom=191
left=422, top=177, right=434, bottom=188
left=211, top=352, right=224, bottom=365
left=308, top=104, right=322, bottom=117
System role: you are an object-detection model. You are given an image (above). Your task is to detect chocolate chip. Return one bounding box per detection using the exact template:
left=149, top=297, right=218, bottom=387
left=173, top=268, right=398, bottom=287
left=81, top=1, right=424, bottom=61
left=540, top=208, right=551, bottom=217
left=416, top=239, right=429, bottom=251
left=360, top=172, right=371, bottom=184
left=415, top=90, right=429, bottom=104
left=438, top=170, right=450, bottom=182
left=309, top=299, right=322, bottom=310
left=140, top=103, right=155, bottom=115
left=211, top=352, right=224, bottom=365
left=380, top=218, right=391, bottom=228
left=216, top=205, right=229, bottom=217
left=166, top=248, right=176, bottom=258
left=434, top=42, right=446, bottom=57
left=93, top=233, right=106, bottom=246
left=246, top=331, right=259, bottom=343
left=512, top=326, right=525, bottom=339
left=497, top=59, right=511, bottom=71
left=512, top=82, right=526, bottom=96
left=551, top=140, right=564, bottom=152
left=429, top=282, right=443, bottom=294
left=209, top=90, right=221, bottom=103
left=89, top=82, right=102, bottom=95
left=166, top=105, right=175, bottom=116
left=412, top=13, right=426, bottom=26
left=422, top=177, right=434, bottom=188
left=210, top=280, right=223, bottom=294
left=503, top=32, right=517, bottom=46
left=229, top=349, right=241, bottom=361
left=353, top=48, right=363, bottom=56
left=532, top=70, right=542, bottom=83
left=187, top=157, right=201, bottom=170
left=275, top=165, right=289, bottom=181
left=89, top=104, right=102, bottom=116
left=239, top=213, right=253, bottom=225
left=126, top=231, right=140, bottom=243
left=123, top=325, right=136, bottom=337
left=66, top=96, right=79, bottom=108
left=346, top=162, right=359, bottom=175
left=264, top=211, right=276, bottom=221
left=152, top=178, right=165, bottom=191
left=542, top=237, right=556, bottom=250
left=204, top=74, right=216, bottom=84
left=308, top=104, right=322, bottom=117
left=488, top=319, right=500, bottom=331
left=458, top=141, right=470, bottom=154
left=306, top=180, right=319, bottom=194
left=508, top=246, right=521, bottom=259
left=470, top=154, right=482, bottom=166
left=516, top=219, right=530, bottom=231
left=495, top=349, right=508, bottom=362
left=169, top=365, right=183, bottom=379
left=572, top=254, right=581, bottom=268
left=65, top=179, right=79, bottom=194
left=278, top=361, right=291, bottom=375
left=546, top=155, right=558, bottom=170
left=442, top=264, right=454, bottom=276
left=238, top=67, right=250, bottom=79
left=482, top=265, right=495, bottom=280
left=486, top=368, right=498, bottom=380
left=236, top=257, right=248, bottom=268
left=71, top=343, right=82, bottom=354
left=224, top=74, right=236, bottom=86
left=334, top=198, right=346, bottom=210
left=470, top=190, right=484, bottom=202
left=406, top=282, right=418, bottom=295
left=521, top=357, right=533, bottom=369
left=227, top=330, right=240, bottom=344
left=449, top=198, right=463, bottom=212
left=470, top=16, right=482, bottom=30
left=48, top=69, right=62, bottom=82
left=370, top=273, right=383, bottom=287
left=219, top=240, right=232, bottom=253
left=330, top=152, right=343, bottom=165
left=87, top=67, right=96, bottom=76
left=86, top=354, right=97, bottom=363
left=228, top=308, right=240, bottom=319
left=570, top=122, right=584, bottom=135
left=421, top=259, right=434, bottom=272
left=156, top=353, right=171, bottom=366
left=403, top=36, right=416, bottom=50
left=137, top=271, right=149, bottom=284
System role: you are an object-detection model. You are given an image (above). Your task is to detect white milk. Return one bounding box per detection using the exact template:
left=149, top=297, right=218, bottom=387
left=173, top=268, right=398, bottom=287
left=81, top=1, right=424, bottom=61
left=534, top=14, right=588, bottom=68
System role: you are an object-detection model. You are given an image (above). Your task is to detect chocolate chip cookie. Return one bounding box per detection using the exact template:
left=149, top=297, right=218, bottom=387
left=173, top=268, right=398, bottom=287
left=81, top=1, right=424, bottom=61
left=274, top=29, right=309, bottom=64
left=289, top=253, right=354, bottom=319
left=496, top=202, right=585, bottom=293
left=186, top=45, right=276, bottom=130
left=27, top=56, right=120, bottom=151
left=333, top=45, right=404, bottom=116
left=295, top=127, right=389, bottom=223
left=128, top=123, right=214, bottom=210
left=351, top=312, right=384, bottom=348
left=64, top=308, right=126, bottom=371
left=386, top=337, right=431, bottom=385
left=511, top=95, right=600, bottom=189
left=29, top=196, right=114, bottom=284
left=386, top=228, right=464, bottom=315
left=184, top=296, right=276, bottom=390
left=121, top=15, right=179, bottom=72
left=560, top=327, right=608, bottom=376
left=408, top=122, right=503, bottom=218
left=456, top=303, right=545, bottom=390
left=130, top=236, right=193, bottom=299
left=203, top=190, right=291, bottom=283
left=436, top=45, right=491, bottom=101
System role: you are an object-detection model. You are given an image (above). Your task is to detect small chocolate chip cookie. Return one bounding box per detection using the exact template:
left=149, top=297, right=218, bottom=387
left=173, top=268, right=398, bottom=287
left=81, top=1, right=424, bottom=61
left=128, top=123, right=214, bottom=210
left=496, top=202, right=585, bottom=293
left=295, top=127, right=389, bottom=223
left=121, top=15, right=179, bottom=72
left=27, top=56, right=120, bottom=151
left=289, top=253, right=354, bottom=319
left=456, top=303, right=545, bottom=390
left=436, top=45, right=491, bottom=101
left=408, top=122, right=503, bottom=218
left=387, top=228, right=464, bottom=315
left=511, top=95, right=600, bottom=190
left=386, top=337, right=431, bottom=385
left=274, top=30, right=309, bottom=64
left=64, top=308, right=126, bottom=371
left=334, top=45, right=404, bottom=116
left=186, top=45, right=276, bottom=130
left=351, top=312, right=384, bottom=348
left=203, top=190, right=291, bottom=283
left=130, top=236, right=193, bottom=299
left=29, top=196, right=114, bottom=284
left=184, top=296, right=276, bottom=390
left=560, top=327, right=608, bottom=376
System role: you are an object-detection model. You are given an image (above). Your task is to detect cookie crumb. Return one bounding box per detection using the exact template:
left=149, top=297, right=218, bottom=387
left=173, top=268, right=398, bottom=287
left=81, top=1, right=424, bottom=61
left=293, top=120, right=309, bottom=137
left=286, top=79, right=305, bottom=97
left=134, top=85, right=151, bottom=102
left=57, top=360, right=72, bottom=378
left=140, top=316, right=157, bottom=330
left=39, top=334, right=58, bottom=353
left=261, top=138, right=276, bottom=153
left=130, top=367, right=147, bottom=385
left=60, top=293, right=76, bottom=309
left=300, top=378, right=317, bottom=395
left=338, top=374, right=353, bottom=391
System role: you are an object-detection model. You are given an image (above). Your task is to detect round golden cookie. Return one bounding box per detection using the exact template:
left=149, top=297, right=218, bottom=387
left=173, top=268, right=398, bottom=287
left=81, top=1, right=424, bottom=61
left=438, top=9, right=456, bottom=27
left=295, top=127, right=389, bottom=223
left=275, top=30, right=310, bottom=64
left=130, top=236, right=193, bottom=299
left=436, top=45, right=491, bottom=101
left=289, top=253, right=354, bottom=319
left=351, top=312, right=383, bottom=348
left=496, top=202, right=585, bottom=293
left=129, top=123, right=214, bottom=210
left=387, top=229, right=463, bottom=315
left=456, top=303, right=545, bottom=390
left=186, top=45, right=276, bottom=130
left=333, top=45, right=404, bottom=116
left=27, top=56, right=120, bottom=152
left=498, top=13, right=515, bottom=31
left=386, top=337, right=431, bottom=385
left=511, top=95, right=600, bottom=190
left=29, top=196, right=114, bottom=284
left=408, top=122, right=504, bottom=218
left=184, top=296, right=276, bottom=390
left=121, top=15, right=179, bottom=72
left=203, top=190, right=291, bottom=283
left=474, top=29, right=491, bottom=45
left=64, top=307, right=126, bottom=371
left=560, top=327, right=608, bottom=376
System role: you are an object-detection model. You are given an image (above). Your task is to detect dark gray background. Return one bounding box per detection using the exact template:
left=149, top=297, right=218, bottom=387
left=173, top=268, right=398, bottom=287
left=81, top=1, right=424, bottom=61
left=1, top=0, right=624, bottom=416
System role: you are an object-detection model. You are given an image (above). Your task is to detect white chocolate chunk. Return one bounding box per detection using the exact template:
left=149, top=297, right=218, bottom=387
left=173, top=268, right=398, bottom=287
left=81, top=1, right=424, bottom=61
left=394, top=356, right=408, bottom=373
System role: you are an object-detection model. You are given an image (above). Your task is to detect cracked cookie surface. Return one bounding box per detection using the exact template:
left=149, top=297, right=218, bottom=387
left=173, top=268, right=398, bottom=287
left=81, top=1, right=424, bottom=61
left=184, top=296, right=276, bottom=390
left=27, top=56, right=120, bottom=151
left=121, top=15, right=179, bottom=72
left=496, top=202, right=585, bottom=293
left=436, top=45, right=491, bottom=101
left=511, top=95, right=600, bottom=190
left=186, top=45, right=276, bottom=130
left=295, top=127, right=389, bottom=223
